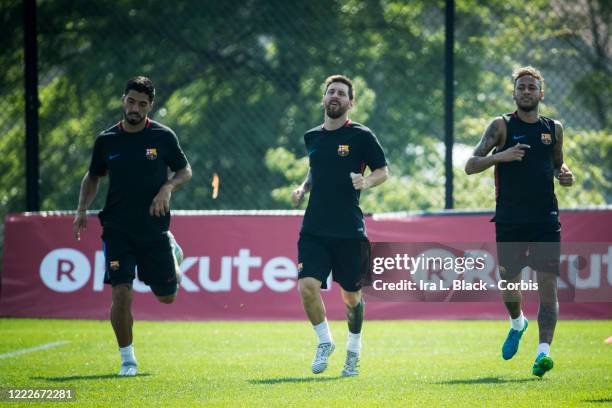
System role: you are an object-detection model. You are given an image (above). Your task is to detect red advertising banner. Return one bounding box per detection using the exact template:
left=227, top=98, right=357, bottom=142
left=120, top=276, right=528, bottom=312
left=2, top=210, right=611, bottom=320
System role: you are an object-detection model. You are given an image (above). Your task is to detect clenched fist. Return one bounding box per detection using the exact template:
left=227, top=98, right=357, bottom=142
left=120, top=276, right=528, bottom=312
left=557, top=164, right=574, bottom=187
left=350, top=172, right=369, bottom=190
left=291, top=186, right=306, bottom=206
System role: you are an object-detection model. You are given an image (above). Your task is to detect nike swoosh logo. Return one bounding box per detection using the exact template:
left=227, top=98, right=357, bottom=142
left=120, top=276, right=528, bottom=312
left=308, top=149, right=317, bottom=156
left=512, top=135, right=525, bottom=140
left=108, top=153, right=121, bottom=160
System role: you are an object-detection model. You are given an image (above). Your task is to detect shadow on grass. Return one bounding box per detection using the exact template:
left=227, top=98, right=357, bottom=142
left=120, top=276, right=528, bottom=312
left=31, top=373, right=151, bottom=382
left=582, top=398, right=612, bottom=404
left=435, top=377, right=534, bottom=385
left=249, top=376, right=345, bottom=385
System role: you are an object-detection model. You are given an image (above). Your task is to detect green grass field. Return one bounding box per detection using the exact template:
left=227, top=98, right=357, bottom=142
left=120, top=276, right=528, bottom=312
left=0, top=319, right=610, bottom=407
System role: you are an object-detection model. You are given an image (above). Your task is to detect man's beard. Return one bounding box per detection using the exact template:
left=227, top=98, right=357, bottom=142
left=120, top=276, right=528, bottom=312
left=325, top=103, right=348, bottom=119
left=124, top=112, right=145, bottom=125
left=516, top=99, right=539, bottom=112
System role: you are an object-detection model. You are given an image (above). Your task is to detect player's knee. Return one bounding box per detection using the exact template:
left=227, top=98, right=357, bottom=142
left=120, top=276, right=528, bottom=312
left=298, top=279, right=319, bottom=301
left=345, top=297, right=360, bottom=308
left=342, top=292, right=361, bottom=308
left=298, top=285, right=315, bottom=301
left=536, top=274, right=557, bottom=299
left=341, top=290, right=361, bottom=306
left=156, top=295, right=176, bottom=304
left=538, top=282, right=557, bottom=296
left=112, top=284, right=133, bottom=305
left=499, top=268, right=522, bottom=283
left=537, top=272, right=557, bottom=286
left=113, top=283, right=132, bottom=294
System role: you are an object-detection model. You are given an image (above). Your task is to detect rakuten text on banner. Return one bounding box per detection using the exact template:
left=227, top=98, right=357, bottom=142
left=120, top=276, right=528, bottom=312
left=2, top=210, right=611, bottom=320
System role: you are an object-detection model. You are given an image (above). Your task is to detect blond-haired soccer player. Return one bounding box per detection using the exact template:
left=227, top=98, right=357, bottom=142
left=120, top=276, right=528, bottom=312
left=465, top=66, right=574, bottom=377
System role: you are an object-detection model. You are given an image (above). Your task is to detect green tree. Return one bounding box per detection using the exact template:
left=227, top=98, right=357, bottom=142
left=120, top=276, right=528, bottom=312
left=1, top=0, right=609, bottom=229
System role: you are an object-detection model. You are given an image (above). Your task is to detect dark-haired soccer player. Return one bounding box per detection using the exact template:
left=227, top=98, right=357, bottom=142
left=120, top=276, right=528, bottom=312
left=73, top=76, right=192, bottom=376
left=292, top=75, right=388, bottom=376
left=465, top=66, right=574, bottom=377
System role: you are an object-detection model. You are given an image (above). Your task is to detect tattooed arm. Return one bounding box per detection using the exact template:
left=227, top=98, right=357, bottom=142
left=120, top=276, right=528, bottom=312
left=465, top=117, right=531, bottom=174
left=464, top=118, right=505, bottom=175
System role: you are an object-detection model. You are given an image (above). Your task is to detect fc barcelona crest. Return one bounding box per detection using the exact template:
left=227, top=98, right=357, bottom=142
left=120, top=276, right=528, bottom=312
left=540, top=133, right=552, bottom=145
left=338, top=144, right=350, bottom=157
left=146, top=148, right=158, bottom=160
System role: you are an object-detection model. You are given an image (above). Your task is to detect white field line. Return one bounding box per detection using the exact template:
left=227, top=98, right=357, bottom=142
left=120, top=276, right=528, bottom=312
left=0, top=341, right=70, bottom=359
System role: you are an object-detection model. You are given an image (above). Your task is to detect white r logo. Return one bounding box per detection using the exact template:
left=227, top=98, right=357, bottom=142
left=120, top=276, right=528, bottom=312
left=40, top=248, right=91, bottom=292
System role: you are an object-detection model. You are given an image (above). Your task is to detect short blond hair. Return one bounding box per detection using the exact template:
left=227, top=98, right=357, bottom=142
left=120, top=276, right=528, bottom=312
left=512, top=66, right=544, bottom=90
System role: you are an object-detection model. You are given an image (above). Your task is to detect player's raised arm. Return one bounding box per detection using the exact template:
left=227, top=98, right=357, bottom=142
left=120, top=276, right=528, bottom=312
left=73, top=171, right=101, bottom=240
left=291, top=168, right=312, bottom=206
left=465, top=118, right=503, bottom=174
left=350, top=166, right=388, bottom=190
left=552, top=121, right=574, bottom=187
left=466, top=118, right=534, bottom=176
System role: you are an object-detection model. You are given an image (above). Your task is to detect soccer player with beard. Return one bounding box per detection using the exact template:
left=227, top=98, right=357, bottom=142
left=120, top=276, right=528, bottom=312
left=72, top=76, right=192, bottom=376
left=292, top=75, right=388, bottom=376
left=465, top=66, right=574, bottom=377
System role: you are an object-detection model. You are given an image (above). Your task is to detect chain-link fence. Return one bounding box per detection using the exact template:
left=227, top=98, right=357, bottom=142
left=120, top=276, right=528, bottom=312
left=1, top=0, right=610, bottom=222
left=451, top=0, right=611, bottom=211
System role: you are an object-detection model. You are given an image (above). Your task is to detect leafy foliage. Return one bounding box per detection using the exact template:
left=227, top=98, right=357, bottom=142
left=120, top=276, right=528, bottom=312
left=1, top=0, right=609, bottom=224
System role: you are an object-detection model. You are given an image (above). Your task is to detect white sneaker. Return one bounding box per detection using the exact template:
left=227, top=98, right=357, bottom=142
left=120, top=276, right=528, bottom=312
left=168, top=231, right=184, bottom=265
left=341, top=351, right=360, bottom=377
left=311, top=342, right=335, bottom=374
left=118, top=362, right=138, bottom=376
left=168, top=231, right=183, bottom=289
